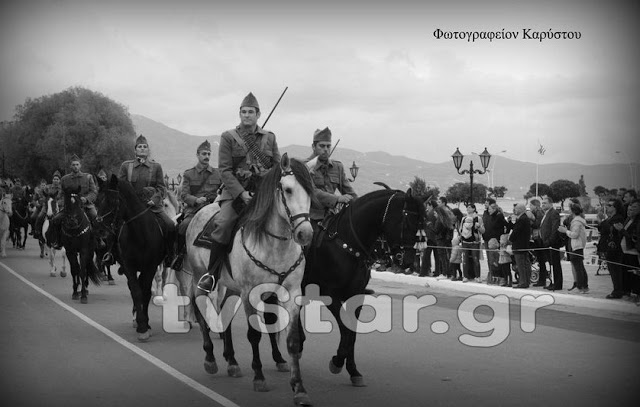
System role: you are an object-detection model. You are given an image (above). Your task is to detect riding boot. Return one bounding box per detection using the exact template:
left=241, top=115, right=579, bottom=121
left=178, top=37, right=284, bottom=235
left=197, top=241, right=228, bottom=293
left=170, top=233, right=186, bottom=271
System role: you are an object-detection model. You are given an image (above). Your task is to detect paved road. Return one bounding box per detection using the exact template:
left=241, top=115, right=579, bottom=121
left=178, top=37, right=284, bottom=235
left=1, top=239, right=639, bottom=407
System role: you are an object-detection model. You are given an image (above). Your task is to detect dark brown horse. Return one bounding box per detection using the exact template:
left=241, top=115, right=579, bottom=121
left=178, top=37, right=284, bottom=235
left=301, top=188, right=425, bottom=387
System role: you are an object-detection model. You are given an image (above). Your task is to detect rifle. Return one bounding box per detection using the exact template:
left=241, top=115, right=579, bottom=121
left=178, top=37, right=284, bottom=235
left=261, top=86, right=288, bottom=128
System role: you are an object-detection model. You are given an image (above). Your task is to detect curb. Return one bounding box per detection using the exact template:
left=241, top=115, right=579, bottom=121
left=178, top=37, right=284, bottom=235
left=371, top=270, right=640, bottom=314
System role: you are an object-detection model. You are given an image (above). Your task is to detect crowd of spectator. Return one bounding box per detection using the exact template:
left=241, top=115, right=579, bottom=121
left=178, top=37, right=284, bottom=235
left=381, top=189, right=640, bottom=304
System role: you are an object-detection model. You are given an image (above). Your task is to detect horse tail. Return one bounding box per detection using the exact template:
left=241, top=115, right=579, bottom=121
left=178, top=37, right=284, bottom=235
left=87, top=258, right=102, bottom=286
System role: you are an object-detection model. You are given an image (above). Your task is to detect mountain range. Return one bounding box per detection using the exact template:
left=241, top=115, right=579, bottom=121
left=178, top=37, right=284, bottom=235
left=131, top=114, right=632, bottom=198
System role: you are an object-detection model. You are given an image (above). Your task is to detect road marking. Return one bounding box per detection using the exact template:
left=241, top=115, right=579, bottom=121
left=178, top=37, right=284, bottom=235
left=1, top=261, right=241, bottom=407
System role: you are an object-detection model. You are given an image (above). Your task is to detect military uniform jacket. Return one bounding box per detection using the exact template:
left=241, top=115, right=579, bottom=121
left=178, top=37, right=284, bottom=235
left=307, top=158, right=357, bottom=220
left=218, top=125, right=280, bottom=201
left=60, top=171, right=97, bottom=208
left=180, top=163, right=222, bottom=216
left=118, top=158, right=166, bottom=206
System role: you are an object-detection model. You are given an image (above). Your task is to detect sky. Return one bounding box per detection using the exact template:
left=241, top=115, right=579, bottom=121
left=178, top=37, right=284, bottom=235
left=1, top=0, right=638, bottom=166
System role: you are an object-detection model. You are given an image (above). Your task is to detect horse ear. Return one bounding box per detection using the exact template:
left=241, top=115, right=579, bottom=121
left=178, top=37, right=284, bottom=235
left=109, top=174, right=118, bottom=189
left=406, top=188, right=413, bottom=198
left=280, top=153, right=291, bottom=172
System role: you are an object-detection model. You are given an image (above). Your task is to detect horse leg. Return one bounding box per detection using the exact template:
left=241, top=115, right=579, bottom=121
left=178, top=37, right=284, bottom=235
left=220, top=291, right=242, bottom=378
left=264, top=295, right=288, bottom=371
left=123, top=266, right=148, bottom=340
left=244, top=300, right=268, bottom=392
left=67, top=252, right=80, bottom=300
left=328, top=299, right=365, bottom=387
left=59, top=248, right=67, bottom=277
left=193, top=294, right=218, bottom=374
left=134, top=267, right=156, bottom=341
left=79, top=249, right=92, bottom=304
left=283, top=289, right=311, bottom=406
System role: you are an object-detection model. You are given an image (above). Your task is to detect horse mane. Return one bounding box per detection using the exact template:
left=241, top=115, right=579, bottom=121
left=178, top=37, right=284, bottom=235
left=240, top=158, right=314, bottom=242
left=113, top=178, right=146, bottom=212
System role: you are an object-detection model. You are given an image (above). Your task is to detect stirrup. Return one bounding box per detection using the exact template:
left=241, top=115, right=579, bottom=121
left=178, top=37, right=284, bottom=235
left=197, top=273, right=215, bottom=293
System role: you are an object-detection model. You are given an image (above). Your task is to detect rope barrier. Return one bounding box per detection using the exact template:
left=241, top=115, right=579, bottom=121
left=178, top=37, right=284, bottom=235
left=418, top=243, right=640, bottom=271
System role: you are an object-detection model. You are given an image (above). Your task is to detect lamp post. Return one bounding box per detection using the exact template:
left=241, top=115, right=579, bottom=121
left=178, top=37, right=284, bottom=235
left=451, top=147, right=491, bottom=204
left=348, top=161, right=359, bottom=182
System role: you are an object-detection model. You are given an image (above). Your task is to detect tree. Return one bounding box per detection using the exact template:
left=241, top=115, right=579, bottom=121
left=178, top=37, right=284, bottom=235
left=409, top=176, right=440, bottom=201
left=488, top=185, right=508, bottom=198
left=0, top=87, right=135, bottom=184
left=578, top=175, right=587, bottom=196
left=549, top=179, right=580, bottom=209
left=445, top=182, right=488, bottom=205
left=523, top=183, right=551, bottom=200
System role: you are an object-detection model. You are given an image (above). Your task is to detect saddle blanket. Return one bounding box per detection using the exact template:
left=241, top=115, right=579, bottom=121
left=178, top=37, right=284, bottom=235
left=193, top=213, right=218, bottom=249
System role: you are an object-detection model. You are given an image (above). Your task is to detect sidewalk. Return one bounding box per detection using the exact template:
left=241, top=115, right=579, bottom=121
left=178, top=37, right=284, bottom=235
left=371, top=244, right=640, bottom=315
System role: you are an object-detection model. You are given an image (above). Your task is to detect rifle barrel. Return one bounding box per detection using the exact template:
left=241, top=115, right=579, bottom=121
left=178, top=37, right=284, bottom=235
left=261, top=86, right=288, bottom=128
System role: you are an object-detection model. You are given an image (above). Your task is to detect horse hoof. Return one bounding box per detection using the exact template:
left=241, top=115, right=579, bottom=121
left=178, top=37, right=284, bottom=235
left=276, top=362, right=290, bottom=372
left=137, top=331, right=151, bottom=342
left=253, top=380, right=269, bottom=392
left=294, top=392, right=313, bottom=406
left=72, top=293, right=79, bottom=300
left=108, top=280, right=116, bottom=286
left=60, top=271, right=67, bottom=278
left=50, top=272, right=57, bottom=277
left=227, top=364, right=242, bottom=377
left=329, top=360, right=342, bottom=374
left=80, top=297, right=88, bottom=304
left=40, top=253, right=44, bottom=258
left=350, top=376, right=366, bottom=387
left=204, top=361, right=218, bottom=374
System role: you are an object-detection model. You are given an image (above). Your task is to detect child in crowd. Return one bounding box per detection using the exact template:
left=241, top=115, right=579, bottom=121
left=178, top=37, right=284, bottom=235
left=487, top=238, right=500, bottom=285
left=498, top=233, right=512, bottom=287
left=450, top=236, right=463, bottom=281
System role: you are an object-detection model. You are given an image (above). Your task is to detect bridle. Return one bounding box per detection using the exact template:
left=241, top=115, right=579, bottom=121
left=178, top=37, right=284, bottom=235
left=276, top=169, right=311, bottom=239
left=241, top=169, right=310, bottom=284
left=61, top=193, right=91, bottom=237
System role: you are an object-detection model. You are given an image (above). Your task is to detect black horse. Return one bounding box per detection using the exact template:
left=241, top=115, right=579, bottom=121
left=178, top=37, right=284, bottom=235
left=61, top=187, right=101, bottom=303
left=301, top=188, right=425, bottom=386
left=94, top=175, right=169, bottom=341
left=10, top=194, right=30, bottom=249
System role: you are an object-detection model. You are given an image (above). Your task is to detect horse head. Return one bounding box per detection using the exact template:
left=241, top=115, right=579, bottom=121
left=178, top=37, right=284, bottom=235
left=62, top=186, right=86, bottom=230
left=0, top=194, right=13, bottom=217
left=94, top=174, right=122, bottom=239
left=241, top=153, right=314, bottom=247
left=379, top=187, right=426, bottom=258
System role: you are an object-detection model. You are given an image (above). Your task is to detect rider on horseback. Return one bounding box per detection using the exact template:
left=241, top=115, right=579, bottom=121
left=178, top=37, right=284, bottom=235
left=48, top=155, right=98, bottom=249
left=172, top=140, right=221, bottom=271
left=118, top=134, right=176, bottom=266
left=304, top=127, right=357, bottom=227
left=34, top=170, right=63, bottom=239
left=197, top=92, right=281, bottom=292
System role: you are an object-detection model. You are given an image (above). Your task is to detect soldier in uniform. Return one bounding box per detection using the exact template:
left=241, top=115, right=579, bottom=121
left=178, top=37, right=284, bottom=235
left=34, top=170, right=63, bottom=239
left=118, top=134, right=175, bottom=264
left=10, top=178, right=25, bottom=202
left=197, top=92, right=281, bottom=292
left=172, top=140, right=222, bottom=270
left=305, top=127, right=357, bottom=225
left=48, top=155, right=98, bottom=248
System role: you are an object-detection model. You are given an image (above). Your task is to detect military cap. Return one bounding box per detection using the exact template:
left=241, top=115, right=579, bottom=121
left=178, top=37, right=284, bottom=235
left=52, top=170, right=62, bottom=179
left=135, top=134, right=148, bottom=147
left=97, top=169, right=107, bottom=179
left=240, top=92, right=260, bottom=110
left=69, top=154, right=81, bottom=163
left=313, top=127, right=332, bottom=143
left=197, top=140, right=211, bottom=153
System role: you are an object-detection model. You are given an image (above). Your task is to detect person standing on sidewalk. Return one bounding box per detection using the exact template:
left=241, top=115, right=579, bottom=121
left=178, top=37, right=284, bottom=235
left=598, top=198, right=625, bottom=299
left=459, top=203, right=483, bottom=282
left=559, top=201, right=589, bottom=294
left=540, top=196, right=564, bottom=291
left=481, top=198, right=508, bottom=285
left=509, top=203, right=531, bottom=289
left=613, top=198, right=640, bottom=303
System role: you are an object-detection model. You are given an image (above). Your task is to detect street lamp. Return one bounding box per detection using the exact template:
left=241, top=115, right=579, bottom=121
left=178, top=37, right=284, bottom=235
left=451, top=147, right=492, bottom=204
left=348, top=161, right=359, bottom=182
left=177, top=173, right=182, bottom=185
